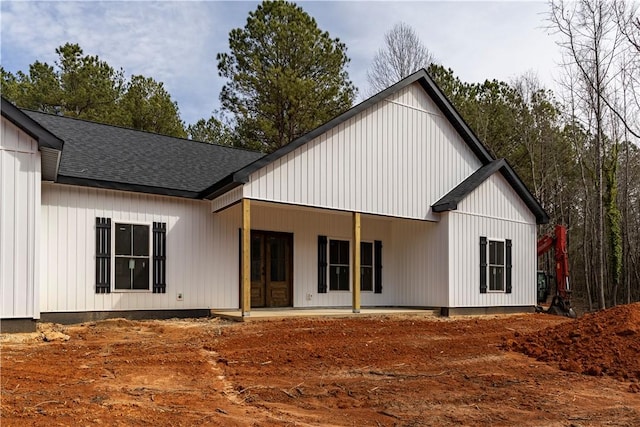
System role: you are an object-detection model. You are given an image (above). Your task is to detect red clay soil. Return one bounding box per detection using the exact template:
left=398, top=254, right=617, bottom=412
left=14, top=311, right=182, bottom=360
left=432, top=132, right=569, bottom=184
left=508, top=303, right=640, bottom=382
left=2, top=314, right=640, bottom=426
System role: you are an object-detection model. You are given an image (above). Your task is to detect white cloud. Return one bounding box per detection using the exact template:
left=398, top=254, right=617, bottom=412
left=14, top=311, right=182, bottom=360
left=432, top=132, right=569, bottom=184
left=1, top=0, right=562, bottom=125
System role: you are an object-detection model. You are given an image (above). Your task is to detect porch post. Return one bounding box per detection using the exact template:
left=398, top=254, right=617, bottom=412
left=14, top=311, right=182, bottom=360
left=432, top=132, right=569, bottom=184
left=352, top=211, right=361, bottom=313
left=241, top=198, right=251, bottom=317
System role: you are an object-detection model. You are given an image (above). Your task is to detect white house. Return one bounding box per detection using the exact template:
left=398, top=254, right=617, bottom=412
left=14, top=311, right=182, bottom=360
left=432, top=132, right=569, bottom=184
left=0, top=70, right=548, bottom=332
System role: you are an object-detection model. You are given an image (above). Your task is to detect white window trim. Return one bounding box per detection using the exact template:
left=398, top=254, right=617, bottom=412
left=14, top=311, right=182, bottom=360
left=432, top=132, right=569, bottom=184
left=327, top=237, right=351, bottom=292
left=111, top=220, right=153, bottom=293
left=360, top=240, right=375, bottom=293
left=487, top=237, right=506, bottom=293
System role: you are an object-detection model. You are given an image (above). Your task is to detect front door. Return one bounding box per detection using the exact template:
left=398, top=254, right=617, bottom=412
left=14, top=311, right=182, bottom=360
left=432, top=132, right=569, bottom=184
left=250, top=231, right=293, bottom=307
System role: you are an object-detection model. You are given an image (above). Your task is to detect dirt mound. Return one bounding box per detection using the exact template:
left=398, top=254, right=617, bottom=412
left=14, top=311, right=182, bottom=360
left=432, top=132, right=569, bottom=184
left=508, top=303, right=640, bottom=382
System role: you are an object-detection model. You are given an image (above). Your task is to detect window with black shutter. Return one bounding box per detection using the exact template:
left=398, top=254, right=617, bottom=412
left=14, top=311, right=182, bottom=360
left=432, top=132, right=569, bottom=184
left=318, top=237, right=384, bottom=294
left=480, top=236, right=511, bottom=294
left=95, top=218, right=166, bottom=293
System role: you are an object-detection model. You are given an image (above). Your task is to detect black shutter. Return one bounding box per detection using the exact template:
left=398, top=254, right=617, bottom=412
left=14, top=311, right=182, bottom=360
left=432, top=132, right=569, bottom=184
left=479, top=236, right=487, bottom=294
left=95, top=217, right=111, bottom=293
left=153, top=222, right=167, bottom=294
left=374, top=240, right=383, bottom=294
left=505, top=239, right=512, bottom=294
left=318, top=235, right=327, bottom=293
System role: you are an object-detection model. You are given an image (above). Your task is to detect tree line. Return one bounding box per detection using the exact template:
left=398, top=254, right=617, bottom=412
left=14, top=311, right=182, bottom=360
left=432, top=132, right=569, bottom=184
left=1, top=0, right=639, bottom=310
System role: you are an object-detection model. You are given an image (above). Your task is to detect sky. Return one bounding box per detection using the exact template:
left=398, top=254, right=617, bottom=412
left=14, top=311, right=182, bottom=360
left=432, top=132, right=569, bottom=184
left=0, top=1, right=562, bottom=126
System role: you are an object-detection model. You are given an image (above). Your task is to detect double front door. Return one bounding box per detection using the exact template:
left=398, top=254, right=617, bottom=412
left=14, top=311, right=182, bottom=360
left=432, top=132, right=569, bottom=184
left=250, top=231, right=293, bottom=307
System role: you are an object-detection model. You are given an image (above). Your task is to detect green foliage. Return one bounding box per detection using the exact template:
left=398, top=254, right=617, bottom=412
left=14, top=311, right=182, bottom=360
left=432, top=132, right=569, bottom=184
left=427, top=64, right=574, bottom=213
left=54, top=43, right=126, bottom=122
left=2, top=43, right=185, bottom=138
left=605, top=143, right=622, bottom=293
left=186, top=115, right=234, bottom=146
left=121, top=75, right=186, bottom=137
left=217, top=0, right=356, bottom=152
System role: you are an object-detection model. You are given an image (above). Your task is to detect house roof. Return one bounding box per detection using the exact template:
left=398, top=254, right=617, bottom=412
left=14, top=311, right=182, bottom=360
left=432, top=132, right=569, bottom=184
left=1, top=97, right=64, bottom=180
left=432, top=158, right=549, bottom=224
left=4, top=69, right=548, bottom=223
left=22, top=110, right=264, bottom=198
left=200, top=68, right=548, bottom=224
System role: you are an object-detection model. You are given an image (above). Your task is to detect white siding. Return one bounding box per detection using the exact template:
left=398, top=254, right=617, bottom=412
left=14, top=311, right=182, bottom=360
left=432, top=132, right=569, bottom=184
left=447, top=212, right=536, bottom=307
left=40, top=184, right=239, bottom=313
left=445, top=174, right=538, bottom=308
left=389, top=217, right=449, bottom=307
left=1, top=117, right=41, bottom=319
left=243, top=82, right=482, bottom=220
left=456, top=173, right=536, bottom=223
left=211, top=186, right=243, bottom=212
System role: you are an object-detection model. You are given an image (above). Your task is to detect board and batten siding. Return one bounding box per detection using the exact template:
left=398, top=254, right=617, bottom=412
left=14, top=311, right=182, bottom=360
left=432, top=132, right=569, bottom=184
left=445, top=173, right=538, bottom=308
left=243, top=82, right=482, bottom=221
left=40, top=183, right=239, bottom=313
left=389, top=217, right=449, bottom=308
left=1, top=117, right=41, bottom=319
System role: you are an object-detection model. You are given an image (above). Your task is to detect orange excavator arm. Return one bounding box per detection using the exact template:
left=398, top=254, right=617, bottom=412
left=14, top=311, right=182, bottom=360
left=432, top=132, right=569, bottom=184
left=536, top=224, right=574, bottom=317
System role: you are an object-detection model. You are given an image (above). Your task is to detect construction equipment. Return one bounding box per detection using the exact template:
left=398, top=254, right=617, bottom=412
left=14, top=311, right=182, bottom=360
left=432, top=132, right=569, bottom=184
left=535, top=224, right=576, bottom=318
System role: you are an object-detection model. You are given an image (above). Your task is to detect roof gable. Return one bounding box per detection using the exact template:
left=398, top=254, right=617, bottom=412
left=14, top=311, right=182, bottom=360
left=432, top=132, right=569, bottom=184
left=203, top=68, right=546, bottom=225
left=203, top=68, right=494, bottom=199
left=432, top=159, right=549, bottom=224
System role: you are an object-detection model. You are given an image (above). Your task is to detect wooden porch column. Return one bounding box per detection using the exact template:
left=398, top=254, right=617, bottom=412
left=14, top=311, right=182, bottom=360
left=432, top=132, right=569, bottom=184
left=241, top=198, right=251, bottom=317
left=352, top=212, right=361, bottom=313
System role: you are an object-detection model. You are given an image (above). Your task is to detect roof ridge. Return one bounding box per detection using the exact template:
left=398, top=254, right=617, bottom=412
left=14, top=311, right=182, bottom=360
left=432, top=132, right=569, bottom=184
left=21, top=108, right=262, bottom=154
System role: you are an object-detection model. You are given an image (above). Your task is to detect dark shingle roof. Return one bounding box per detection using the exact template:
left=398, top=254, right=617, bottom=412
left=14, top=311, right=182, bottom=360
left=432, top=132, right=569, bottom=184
left=23, top=110, right=264, bottom=198
left=432, top=158, right=549, bottom=224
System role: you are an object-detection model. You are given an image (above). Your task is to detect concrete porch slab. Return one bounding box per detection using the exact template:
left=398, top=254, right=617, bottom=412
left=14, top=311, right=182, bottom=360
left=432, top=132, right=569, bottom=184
left=210, top=307, right=440, bottom=322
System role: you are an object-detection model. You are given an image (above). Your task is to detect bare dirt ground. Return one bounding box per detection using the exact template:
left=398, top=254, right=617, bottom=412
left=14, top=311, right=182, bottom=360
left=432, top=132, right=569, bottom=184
left=2, top=309, right=639, bottom=426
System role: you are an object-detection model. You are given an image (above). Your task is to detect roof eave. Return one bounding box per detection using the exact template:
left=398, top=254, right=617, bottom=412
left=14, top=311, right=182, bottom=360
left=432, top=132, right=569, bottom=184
left=56, top=175, right=202, bottom=199
left=2, top=97, right=64, bottom=180
left=431, top=159, right=549, bottom=225
left=1, top=97, right=64, bottom=151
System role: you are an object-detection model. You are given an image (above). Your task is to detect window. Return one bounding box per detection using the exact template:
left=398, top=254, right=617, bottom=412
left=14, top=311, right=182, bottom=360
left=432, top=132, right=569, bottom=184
left=115, top=223, right=150, bottom=290
left=329, top=239, right=350, bottom=291
left=360, top=241, right=373, bottom=291
left=318, top=236, right=383, bottom=294
left=480, top=236, right=511, bottom=294
left=488, top=240, right=505, bottom=291
left=95, top=218, right=167, bottom=294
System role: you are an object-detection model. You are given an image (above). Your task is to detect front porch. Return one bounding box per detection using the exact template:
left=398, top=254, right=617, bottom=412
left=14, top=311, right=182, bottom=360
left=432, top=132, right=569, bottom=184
left=212, top=198, right=450, bottom=316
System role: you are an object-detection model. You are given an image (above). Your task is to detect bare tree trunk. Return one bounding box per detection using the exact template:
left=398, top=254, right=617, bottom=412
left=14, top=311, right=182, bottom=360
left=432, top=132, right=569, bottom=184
left=580, top=157, right=594, bottom=311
